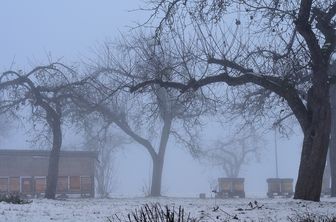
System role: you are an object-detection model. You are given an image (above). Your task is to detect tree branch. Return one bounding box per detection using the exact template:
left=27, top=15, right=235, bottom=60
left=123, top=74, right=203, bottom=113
left=295, top=0, right=323, bottom=66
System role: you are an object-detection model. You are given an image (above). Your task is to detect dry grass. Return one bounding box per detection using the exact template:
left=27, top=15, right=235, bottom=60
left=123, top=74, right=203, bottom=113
left=108, top=203, right=198, bottom=222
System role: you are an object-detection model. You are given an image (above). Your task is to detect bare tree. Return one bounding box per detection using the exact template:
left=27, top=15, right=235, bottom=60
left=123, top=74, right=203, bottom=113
left=203, top=125, right=264, bottom=178
left=73, top=81, right=202, bottom=196
left=0, top=63, right=81, bottom=199
left=72, top=34, right=206, bottom=196
left=81, top=116, right=128, bottom=197
left=131, top=0, right=336, bottom=201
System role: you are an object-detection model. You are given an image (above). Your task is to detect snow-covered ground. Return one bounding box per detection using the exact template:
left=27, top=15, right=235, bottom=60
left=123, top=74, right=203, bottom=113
left=0, top=197, right=335, bottom=222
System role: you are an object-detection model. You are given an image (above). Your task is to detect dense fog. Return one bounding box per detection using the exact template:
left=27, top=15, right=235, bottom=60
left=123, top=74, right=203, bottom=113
left=0, top=0, right=305, bottom=198
left=1, top=1, right=336, bottom=221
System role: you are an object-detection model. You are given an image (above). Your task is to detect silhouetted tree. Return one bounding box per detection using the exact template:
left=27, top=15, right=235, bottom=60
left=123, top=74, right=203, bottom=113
left=0, top=63, right=80, bottom=199
left=204, top=125, right=264, bottom=178
left=73, top=80, right=203, bottom=197
left=73, top=34, right=205, bottom=196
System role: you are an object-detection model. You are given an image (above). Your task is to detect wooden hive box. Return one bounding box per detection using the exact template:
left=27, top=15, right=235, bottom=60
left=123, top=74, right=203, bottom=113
left=217, top=178, right=245, bottom=198
left=280, top=178, right=293, bottom=196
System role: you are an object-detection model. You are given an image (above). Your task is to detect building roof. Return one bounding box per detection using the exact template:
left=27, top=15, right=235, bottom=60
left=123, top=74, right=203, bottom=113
left=0, top=149, right=98, bottom=159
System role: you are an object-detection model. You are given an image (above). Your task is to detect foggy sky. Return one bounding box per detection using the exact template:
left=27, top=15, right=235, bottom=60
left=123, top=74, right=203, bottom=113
left=0, top=0, right=303, bottom=197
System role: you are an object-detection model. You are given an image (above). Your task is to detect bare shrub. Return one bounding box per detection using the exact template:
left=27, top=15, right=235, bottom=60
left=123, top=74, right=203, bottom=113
left=109, top=203, right=199, bottom=222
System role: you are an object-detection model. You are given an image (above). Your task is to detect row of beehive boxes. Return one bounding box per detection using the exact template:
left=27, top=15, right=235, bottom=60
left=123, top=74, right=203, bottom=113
left=215, top=178, right=294, bottom=198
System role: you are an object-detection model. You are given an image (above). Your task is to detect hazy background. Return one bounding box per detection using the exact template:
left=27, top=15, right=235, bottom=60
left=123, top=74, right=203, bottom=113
left=0, top=0, right=303, bottom=198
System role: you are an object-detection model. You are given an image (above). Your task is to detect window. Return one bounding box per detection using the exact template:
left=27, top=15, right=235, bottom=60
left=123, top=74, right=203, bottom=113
left=0, top=178, right=8, bottom=192
left=80, top=177, right=91, bottom=193
left=9, top=177, right=19, bottom=192
left=35, top=177, right=46, bottom=193
left=57, top=177, right=68, bottom=193
left=21, top=177, right=33, bottom=193
left=69, top=176, right=80, bottom=192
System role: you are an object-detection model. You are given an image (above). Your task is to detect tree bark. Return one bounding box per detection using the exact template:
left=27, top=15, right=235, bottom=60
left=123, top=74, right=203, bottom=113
left=330, top=125, right=336, bottom=196
left=45, top=114, right=62, bottom=199
left=149, top=117, right=172, bottom=197
left=323, top=152, right=331, bottom=194
left=294, top=84, right=331, bottom=201
left=330, top=63, right=336, bottom=197
left=150, top=156, right=164, bottom=196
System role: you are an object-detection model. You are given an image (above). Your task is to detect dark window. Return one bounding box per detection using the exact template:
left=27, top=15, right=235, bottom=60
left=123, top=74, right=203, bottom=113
left=35, top=177, right=46, bottom=193
left=69, top=176, right=80, bottom=191
left=21, top=178, right=33, bottom=194
left=9, top=177, right=20, bottom=192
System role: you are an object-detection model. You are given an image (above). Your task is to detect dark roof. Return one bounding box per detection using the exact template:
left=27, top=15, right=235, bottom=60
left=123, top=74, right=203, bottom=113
left=0, top=149, right=98, bottom=159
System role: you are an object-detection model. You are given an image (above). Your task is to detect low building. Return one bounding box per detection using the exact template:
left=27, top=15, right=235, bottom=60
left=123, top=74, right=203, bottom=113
left=0, top=149, right=97, bottom=197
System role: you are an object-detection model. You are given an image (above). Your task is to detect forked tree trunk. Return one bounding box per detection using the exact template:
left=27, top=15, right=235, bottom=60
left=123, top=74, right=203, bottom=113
left=294, top=85, right=331, bottom=201
left=45, top=115, right=62, bottom=199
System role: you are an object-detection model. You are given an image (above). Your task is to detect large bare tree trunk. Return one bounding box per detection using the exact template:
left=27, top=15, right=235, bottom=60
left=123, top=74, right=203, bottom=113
left=45, top=115, right=62, bottom=199
left=294, top=85, right=331, bottom=201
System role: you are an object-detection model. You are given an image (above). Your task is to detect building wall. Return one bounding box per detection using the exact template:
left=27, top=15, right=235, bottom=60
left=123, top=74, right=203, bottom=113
left=0, top=155, right=95, bottom=177
left=0, top=151, right=96, bottom=197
